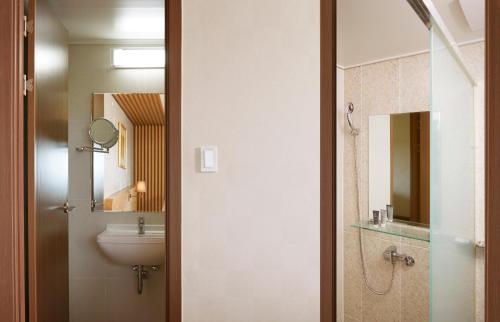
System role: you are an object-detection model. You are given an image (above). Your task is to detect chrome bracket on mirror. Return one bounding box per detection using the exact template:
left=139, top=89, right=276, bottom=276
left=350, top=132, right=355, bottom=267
left=76, top=118, right=118, bottom=154
left=75, top=146, right=110, bottom=153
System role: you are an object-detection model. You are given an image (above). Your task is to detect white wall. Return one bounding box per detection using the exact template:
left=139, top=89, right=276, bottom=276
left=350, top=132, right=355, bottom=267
left=103, top=94, right=135, bottom=198
left=368, top=115, right=391, bottom=216
left=182, top=0, right=321, bottom=321
left=68, top=44, right=165, bottom=322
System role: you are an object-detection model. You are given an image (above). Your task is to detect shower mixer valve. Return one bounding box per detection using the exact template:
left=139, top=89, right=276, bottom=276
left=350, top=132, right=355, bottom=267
left=383, top=246, right=415, bottom=266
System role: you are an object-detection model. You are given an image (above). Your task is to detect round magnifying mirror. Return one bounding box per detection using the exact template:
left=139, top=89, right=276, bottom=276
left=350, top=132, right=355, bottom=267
left=89, top=118, right=119, bottom=148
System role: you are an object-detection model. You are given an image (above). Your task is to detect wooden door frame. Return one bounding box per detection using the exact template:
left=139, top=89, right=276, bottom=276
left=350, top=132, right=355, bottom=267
left=0, top=0, right=25, bottom=322
left=320, top=0, right=336, bottom=321
left=0, top=0, right=495, bottom=321
left=485, top=0, right=500, bottom=320
left=165, top=0, right=182, bottom=321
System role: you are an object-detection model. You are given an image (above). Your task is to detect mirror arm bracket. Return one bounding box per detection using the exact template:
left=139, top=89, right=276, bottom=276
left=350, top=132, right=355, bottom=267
left=75, top=146, right=110, bottom=153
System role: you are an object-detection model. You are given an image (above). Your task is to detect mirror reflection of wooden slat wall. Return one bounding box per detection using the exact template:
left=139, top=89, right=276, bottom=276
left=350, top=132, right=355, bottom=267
left=113, top=93, right=166, bottom=212
left=134, top=125, right=165, bottom=211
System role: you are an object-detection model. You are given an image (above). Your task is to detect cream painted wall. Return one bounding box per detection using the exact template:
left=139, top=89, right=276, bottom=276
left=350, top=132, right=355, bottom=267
left=342, top=41, right=484, bottom=322
left=68, top=44, right=165, bottom=322
left=182, top=0, right=320, bottom=321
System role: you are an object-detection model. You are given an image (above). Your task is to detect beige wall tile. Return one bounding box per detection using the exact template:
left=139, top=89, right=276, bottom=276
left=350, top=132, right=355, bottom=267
left=344, top=67, right=362, bottom=116
left=363, top=229, right=402, bottom=244
left=344, top=141, right=360, bottom=228
left=343, top=42, right=485, bottom=322
left=344, top=231, right=363, bottom=321
left=361, top=235, right=402, bottom=322
left=358, top=128, right=369, bottom=221
left=362, top=61, right=399, bottom=116
left=401, top=244, right=429, bottom=322
left=345, top=315, right=361, bottom=322
left=344, top=67, right=363, bottom=228
left=460, top=42, right=485, bottom=83
left=401, top=237, right=429, bottom=248
left=399, top=54, right=430, bottom=113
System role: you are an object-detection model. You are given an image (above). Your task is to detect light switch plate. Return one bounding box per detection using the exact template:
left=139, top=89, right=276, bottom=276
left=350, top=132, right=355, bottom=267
left=200, top=146, right=218, bottom=173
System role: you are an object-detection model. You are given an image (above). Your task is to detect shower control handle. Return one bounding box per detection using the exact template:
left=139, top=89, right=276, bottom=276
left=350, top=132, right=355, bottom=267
left=383, top=246, right=415, bottom=267
left=404, top=256, right=415, bottom=266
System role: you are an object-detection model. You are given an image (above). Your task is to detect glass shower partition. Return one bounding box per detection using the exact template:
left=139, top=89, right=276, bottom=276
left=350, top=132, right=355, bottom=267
left=429, top=23, right=476, bottom=321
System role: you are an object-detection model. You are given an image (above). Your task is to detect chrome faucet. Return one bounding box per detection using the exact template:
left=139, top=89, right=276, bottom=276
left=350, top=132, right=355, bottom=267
left=383, top=246, right=415, bottom=266
left=138, top=217, right=145, bottom=235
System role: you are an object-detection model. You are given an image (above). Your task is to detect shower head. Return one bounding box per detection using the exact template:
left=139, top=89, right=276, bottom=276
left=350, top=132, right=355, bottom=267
left=345, top=102, right=359, bottom=136
left=345, top=102, right=355, bottom=114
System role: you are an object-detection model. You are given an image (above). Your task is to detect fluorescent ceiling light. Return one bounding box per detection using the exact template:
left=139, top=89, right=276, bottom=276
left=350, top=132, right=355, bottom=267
left=112, top=48, right=165, bottom=69
left=115, top=9, right=165, bottom=39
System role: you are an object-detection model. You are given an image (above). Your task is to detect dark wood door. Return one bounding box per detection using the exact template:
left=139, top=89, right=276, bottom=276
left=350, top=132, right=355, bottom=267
left=27, top=0, right=69, bottom=321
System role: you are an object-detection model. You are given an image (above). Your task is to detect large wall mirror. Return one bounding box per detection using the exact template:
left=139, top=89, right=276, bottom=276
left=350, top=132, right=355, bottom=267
left=91, top=93, right=165, bottom=212
left=369, top=112, right=430, bottom=226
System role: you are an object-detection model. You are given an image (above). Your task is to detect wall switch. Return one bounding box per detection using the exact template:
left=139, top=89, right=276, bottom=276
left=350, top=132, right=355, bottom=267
left=200, top=146, right=218, bottom=172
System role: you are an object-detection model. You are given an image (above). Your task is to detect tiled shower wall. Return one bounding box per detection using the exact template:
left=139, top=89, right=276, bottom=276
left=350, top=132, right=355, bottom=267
left=342, top=42, right=485, bottom=322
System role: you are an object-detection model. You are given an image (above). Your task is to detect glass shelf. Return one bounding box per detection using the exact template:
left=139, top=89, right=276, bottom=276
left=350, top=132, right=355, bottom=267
left=351, top=220, right=430, bottom=242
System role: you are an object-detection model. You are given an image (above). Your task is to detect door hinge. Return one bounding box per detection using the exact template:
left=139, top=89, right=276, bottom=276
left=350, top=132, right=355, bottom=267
left=23, top=16, right=33, bottom=38
left=23, top=74, right=33, bottom=96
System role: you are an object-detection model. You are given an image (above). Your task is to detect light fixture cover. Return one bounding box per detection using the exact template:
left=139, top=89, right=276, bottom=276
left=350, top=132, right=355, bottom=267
left=113, top=48, right=165, bottom=68
left=136, top=181, right=147, bottom=193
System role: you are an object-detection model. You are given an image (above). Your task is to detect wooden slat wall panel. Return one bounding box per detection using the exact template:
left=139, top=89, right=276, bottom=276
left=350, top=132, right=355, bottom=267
left=135, top=125, right=165, bottom=211
left=113, top=93, right=165, bottom=125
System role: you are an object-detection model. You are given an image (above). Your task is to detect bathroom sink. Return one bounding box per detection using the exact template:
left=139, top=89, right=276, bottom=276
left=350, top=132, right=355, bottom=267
left=97, top=224, right=165, bottom=266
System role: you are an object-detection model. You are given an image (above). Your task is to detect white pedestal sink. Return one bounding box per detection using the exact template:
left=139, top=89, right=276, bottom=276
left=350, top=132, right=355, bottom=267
left=97, top=224, right=165, bottom=266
